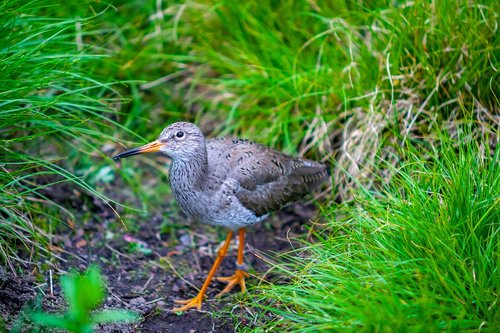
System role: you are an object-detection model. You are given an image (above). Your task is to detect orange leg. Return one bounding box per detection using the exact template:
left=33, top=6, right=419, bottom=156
left=172, top=230, right=234, bottom=312
left=215, top=228, right=249, bottom=297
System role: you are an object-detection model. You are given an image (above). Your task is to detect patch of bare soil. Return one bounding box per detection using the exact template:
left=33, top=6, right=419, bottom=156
left=1, top=183, right=319, bottom=332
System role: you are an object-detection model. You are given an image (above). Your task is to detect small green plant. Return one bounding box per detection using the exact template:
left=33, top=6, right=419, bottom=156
left=30, top=266, right=139, bottom=333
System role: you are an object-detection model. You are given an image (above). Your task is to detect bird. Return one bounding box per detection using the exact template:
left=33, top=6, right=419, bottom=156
left=113, top=122, right=329, bottom=312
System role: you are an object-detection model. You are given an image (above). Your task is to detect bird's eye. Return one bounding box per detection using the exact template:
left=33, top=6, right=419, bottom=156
left=175, top=131, right=184, bottom=138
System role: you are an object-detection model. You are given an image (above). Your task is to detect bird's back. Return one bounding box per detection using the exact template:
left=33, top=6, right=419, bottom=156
left=204, top=137, right=329, bottom=217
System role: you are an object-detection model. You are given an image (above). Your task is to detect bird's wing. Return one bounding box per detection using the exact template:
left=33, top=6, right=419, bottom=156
left=234, top=156, right=329, bottom=216
left=207, top=138, right=329, bottom=217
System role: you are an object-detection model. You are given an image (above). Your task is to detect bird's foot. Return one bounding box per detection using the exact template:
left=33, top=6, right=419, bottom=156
left=172, top=294, right=204, bottom=312
left=215, top=269, right=249, bottom=297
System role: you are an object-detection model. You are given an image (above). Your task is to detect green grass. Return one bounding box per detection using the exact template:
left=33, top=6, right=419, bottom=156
left=1, top=0, right=498, bottom=331
left=147, top=0, right=498, bottom=147
left=0, top=0, right=143, bottom=270
left=240, top=129, right=498, bottom=332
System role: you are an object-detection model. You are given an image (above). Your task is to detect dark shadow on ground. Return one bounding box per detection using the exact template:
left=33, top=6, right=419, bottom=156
left=1, top=184, right=319, bottom=333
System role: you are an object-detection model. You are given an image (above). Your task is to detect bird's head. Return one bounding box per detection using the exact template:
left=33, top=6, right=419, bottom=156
left=113, top=122, right=205, bottom=162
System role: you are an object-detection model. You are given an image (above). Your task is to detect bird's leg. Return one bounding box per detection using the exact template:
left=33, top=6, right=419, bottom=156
left=216, top=228, right=249, bottom=297
left=172, top=230, right=234, bottom=312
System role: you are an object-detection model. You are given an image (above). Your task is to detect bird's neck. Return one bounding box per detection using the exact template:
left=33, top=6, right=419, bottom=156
left=169, top=150, right=208, bottom=192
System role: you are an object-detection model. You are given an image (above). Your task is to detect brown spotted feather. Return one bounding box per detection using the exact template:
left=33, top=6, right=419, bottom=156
left=205, top=137, right=329, bottom=217
left=117, top=122, right=329, bottom=229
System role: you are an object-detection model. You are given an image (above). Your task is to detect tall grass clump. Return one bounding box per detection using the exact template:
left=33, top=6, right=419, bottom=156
left=0, top=0, right=137, bottom=270
left=60, top=0, right=497, bottom=195
left=242, top=128, right=498, bottom=332
left=146, top=0, right=498, bottom=150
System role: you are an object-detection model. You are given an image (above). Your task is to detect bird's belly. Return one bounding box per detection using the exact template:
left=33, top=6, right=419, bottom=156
left=174, top=191, right=267, bottom=230
left=206, top=203, right=268, bottom=229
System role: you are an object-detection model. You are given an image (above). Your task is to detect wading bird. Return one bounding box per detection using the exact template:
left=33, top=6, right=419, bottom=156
left=113, top=122, right=329, bottom=312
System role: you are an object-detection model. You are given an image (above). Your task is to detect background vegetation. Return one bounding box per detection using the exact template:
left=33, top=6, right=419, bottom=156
left=1, top=0, right=498, bottom=331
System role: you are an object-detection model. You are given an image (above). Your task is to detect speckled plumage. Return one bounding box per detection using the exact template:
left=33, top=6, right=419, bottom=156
left=115, top=122, right=329, bottom=229
left=112, top=121, right=330, bottom=312
left=157, top=122, right=328, bottom=229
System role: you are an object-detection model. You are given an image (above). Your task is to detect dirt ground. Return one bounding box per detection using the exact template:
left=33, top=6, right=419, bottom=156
left=1, top=184, right=319, bottom=332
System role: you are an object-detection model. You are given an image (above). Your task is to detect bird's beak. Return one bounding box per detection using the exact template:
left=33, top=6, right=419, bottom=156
left=113, top=140, right=164, bottom=160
